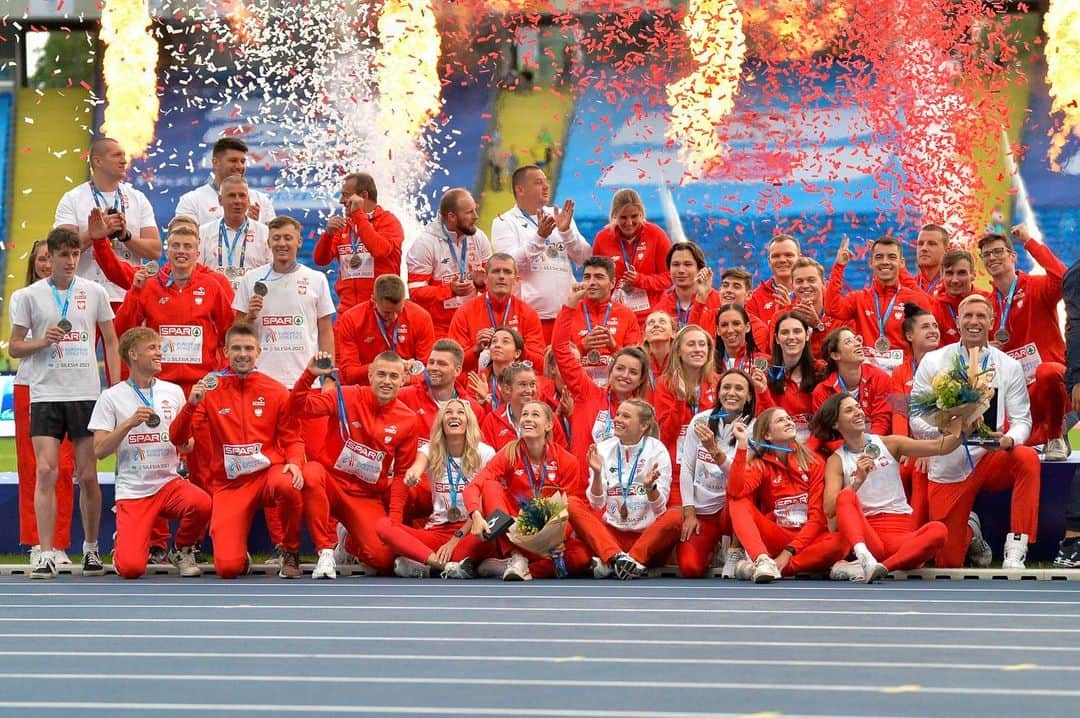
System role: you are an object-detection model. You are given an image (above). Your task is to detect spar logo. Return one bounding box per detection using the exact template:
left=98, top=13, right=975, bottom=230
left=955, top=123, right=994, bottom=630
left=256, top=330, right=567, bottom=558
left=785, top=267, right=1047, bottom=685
left=129, top=431, right=169, bottom=444
left=261, top=315, right=304, bottom=327
left=161, top=326, right=202, bottom=338
left=225, top=444, right=261, bottom=456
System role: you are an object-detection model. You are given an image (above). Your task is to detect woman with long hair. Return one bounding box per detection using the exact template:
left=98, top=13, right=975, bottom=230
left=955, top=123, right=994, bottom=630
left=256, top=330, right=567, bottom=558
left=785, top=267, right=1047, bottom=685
left=726, top=408, right=847, bottom=582
left=642, top=310, right=677, bottom=393
left=752, top=311, right=822, bottom=443
left=10, top=240, right=76, bottom=565
left=811, top=327, right=893, bottom=435
left=466, top=326, right=526, bottom=412
left=591, top=189, right=673, bottom=324
left=480, top=362, right=568, bottom=450
left=811, top=393, right=954, bottom=583
left=677, top=369, right=757, bottom=578
left=571, top=399, right=682, bottom=579
left=713, top=303, right=768, bottom=374
left=653, top=324, right=717, bottom=505
left=376, top=399, right=494, bottom=578
left=463, top=400, right=590, bottom=580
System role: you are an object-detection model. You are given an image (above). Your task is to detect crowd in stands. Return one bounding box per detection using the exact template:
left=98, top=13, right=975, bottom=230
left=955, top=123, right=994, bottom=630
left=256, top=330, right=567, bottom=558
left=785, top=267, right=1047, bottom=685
left=7, top=135, right=1080, bottom=582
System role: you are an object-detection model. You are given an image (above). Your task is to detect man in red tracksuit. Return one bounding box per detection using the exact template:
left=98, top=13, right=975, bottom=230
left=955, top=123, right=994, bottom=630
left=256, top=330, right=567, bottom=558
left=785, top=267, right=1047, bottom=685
left=980, top=226, right=1070, bottom=460
left=929, top=249, right=978, bottom=345
left=335, top=274, right=434, bottom=386
left=449, top=252, right=545, bottom=372
left=561, top=257, right=643, bottom=388
left=170, top=323, right=337, bottom=579
left=312, top=173, right=404, bottom=314
left=290, top=351, right=421, bottom=575
left=745, top=234, right=801, bottom=327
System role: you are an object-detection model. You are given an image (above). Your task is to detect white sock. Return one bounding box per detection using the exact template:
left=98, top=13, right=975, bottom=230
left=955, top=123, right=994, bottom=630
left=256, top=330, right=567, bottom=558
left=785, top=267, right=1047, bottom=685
left=853, top=542, right=872, bottom=561
left=83, top=541, right=98, bottom=553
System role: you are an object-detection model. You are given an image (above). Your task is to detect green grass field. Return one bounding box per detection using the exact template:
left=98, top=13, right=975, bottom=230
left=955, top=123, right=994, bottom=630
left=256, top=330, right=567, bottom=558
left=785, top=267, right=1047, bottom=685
left=0, top=437, right=115, bottom=473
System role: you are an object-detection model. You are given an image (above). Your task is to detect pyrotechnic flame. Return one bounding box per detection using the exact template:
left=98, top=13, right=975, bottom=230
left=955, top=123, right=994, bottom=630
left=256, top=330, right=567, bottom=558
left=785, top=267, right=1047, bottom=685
left=100, top=0, right=159, bottom=159
left=1044, top=2, right=1080, bottom=172
left=223, top=0, right=261, bottom=45
left=665, top=0, right=746, bottom=177
left=376, top=0, right=443, bottom=143
left=742, top=0, right=849, bottom=61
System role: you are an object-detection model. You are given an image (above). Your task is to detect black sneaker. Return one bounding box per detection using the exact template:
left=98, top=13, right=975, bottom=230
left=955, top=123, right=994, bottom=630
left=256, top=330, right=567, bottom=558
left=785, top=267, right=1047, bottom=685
left=147, top=546, right=169, bottom=565
left=1053, top=537, right=1080, bottom=568
left=82, top=549, right=105, bottom=576
left=30, top=557, right=56, bottom=580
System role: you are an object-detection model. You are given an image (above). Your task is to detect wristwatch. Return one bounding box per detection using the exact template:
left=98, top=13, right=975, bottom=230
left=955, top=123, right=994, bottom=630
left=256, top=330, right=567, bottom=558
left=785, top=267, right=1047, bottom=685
left=453, top=529, right=465, bottom=539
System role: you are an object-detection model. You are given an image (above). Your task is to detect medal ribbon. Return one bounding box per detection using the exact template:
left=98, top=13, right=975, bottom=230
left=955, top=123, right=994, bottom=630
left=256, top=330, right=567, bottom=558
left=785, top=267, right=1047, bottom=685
left=49, top=278, right=74, bottom=322
left=335, top=382, right=352, bottom=442
left=996, top=275, right=1018, bottom=337
left=442, top=223, right=469, bottom=279
left=128, top=379, right=155, bottom=410
left=218, top=219, right=249, bottom=269
left=872, top=289, right=900, bottom=346
left=582, top=301, right=613, bottom=333
left=89, top=182, right=125, bottom=213
left=260, top=262, right=299, bottom=283
left=374, top=313, right=398, bottom=352
left=446, top=456, right=465, bottom=510
left=485, top=295, right=512, bottom=330
left=616, top=441, right=647, bottom=508
left=674, top=292, right=691, bottom=328
left=522, top=448, right=549, bottom=498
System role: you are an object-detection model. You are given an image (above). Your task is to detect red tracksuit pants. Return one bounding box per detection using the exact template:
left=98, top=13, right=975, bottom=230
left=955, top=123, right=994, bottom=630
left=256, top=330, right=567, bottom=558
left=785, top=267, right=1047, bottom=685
left=568, top=495, right=682, bottom=567
left=677, top=506, right=732, bottom=578
left=927, top=446, right=1041, bottom=568
left=729, top=496, right=848, bottom=576
left=14, top=384, right=74, bottom=548
left=835, top=489, right=947, bottom=571
left=476, top=481, right=591, bottom=578
left=264, top=417, right=328, bottom=549
left=114, top=477, right=212, bottom=579
left=1027, top=362, right=1067, bottom=445
left=374, top=518, right=493, bottom=566
left=315, top=465, right=397, bottom=575
left=210, top=462, right=331, bottom=579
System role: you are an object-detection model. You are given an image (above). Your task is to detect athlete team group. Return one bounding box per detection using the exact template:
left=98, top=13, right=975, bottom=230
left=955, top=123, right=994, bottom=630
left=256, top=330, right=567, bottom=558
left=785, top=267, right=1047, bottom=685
left=6, top=135, right=1072, bottom=583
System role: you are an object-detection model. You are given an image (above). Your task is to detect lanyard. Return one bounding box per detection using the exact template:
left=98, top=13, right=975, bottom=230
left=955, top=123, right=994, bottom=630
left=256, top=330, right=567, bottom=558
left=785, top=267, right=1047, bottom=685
left=872, top=289, right=900, bottom=343
left=674, top=292, right=691, bottom=328
left=582, top=301, right=613, bottom=333
left=602, top=392, right=617, bottom=438
left=616, top=441, right=647, bottom=505
left=335, top=382, right=352, bottom=442
left=374, top=313, right=398, bottom=352
left=49, top=278, right=74, bottom=320
left=218, top=220, right=249, bottom=268
left=688, top=385, right=700, bottom=415
left=489, top=372, right=501, bottom=410
left=442, top=223, right=469, bottom=278
left=522, top=449, right=549, bottom=498
left=504, top=405, right=520, bottom=437
left=260, top=262, right=299, bottom=283
left=837, top=371, right=860, bottom=396
left=446, top=456, right=465, bottom=508
left=347, top=223, right=365, bottom=256
left=958, top=347, right=992, bottom=373
left=946, top=303, right=958, bottom=328
left=749, top=439, right=795, bottom=454
left=485, top=295, right=512, bottom=329
left=618, top=237, right=639, bottom=272
left=924, top=274, right=941, bottom=294
left=128, top=379, right=154, bottom=409
left=89, top=182, right=124, bottom=213
left=722, top=344, right=748, bottom=371
left=519, top=208, right=538, bottom=228
left=996, top=275, right=1018, bottom=334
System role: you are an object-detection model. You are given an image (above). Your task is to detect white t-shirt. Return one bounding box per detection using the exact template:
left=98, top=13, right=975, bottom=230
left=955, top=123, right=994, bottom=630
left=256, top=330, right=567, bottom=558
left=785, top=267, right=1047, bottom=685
left=491, top=205, right=591, bottom=320
left=198, top=218, right=271, bottom=292
left=677, top=409, right=740, bottom=516
left=9, top=289, right=36, bottom=386
left=11, top=277, right=114, bottom=402
left=418, top=442, right=496, bottom=528
left=88, top=379, right=185, bottom=500
left=588, top=435, right=672, bottom=532
left=232, top=262, right=335, bottom=388
left=837, top=434, right=911, bottom=517
left=53, top=181, right=159, bottom=302
left=176, top=182, right=276, bottom=226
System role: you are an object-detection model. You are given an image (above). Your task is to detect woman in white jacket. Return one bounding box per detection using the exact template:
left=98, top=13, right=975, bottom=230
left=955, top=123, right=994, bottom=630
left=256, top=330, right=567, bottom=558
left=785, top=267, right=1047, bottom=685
left=568, top=399, right=682, bottom=579
left=677, top=369, right=757, bottom=578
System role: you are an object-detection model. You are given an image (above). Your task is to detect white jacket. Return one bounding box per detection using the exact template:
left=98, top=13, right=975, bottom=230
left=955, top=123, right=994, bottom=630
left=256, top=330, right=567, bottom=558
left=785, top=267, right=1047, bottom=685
left=677, top=409, right=739, bottom=516
left=588, top=435, right=672, bottom=532
left=910, top=342, right=1031, bottom=484
left=491, top=205, right=591, bottom=319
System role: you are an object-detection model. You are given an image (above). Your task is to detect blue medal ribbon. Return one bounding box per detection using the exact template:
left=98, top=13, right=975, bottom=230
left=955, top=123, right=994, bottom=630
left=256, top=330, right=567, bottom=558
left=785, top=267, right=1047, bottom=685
left=674, top=292, right=691, bottom=328
left=128, top=379, right=155, bottom=410
left=519, top=208, right=539, bottom=228
left=489, top=372, right=501, bottom=410
left=89, top=182, right=125, bottom=214
left=485, top=295, right=512, bottom=330
left=872, top=289, right=900, bottom=346
left=442, top=223, right=469, bottom=279
left=260, top=261, right=299, bottom=284
left=374, top=313, right=398, bottom=352
left=522, top=448, right=549, bottom=498
left=334, top=382, right=352, bottom=443
left=218, top=219, right=249, bottom=269
left=49, top=278, right=74, bottom=323
left=616, top=441, right=647, bottom=508
left=996, top=275, right=1018, bottom=337
left=446, top=456, right=465, bottom=512
left=749, top=439, right=795, bottom=454
left=618, top=237, right=639, bottom=273
left=582, top=301, right=613, bottom=333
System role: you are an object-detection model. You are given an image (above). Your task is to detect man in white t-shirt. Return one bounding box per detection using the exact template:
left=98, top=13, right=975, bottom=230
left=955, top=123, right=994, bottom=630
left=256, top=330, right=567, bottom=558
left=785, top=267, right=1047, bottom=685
left=8, top=228, right=121, bottom=579
left=176, top=137, right=276, bottom=225
left=490, top=164, right=590, bottom=340
left=198, top=175, right=271, bottom=292
left=88, top=327, right=212, bottom=579
left=232, top=216, right=336, bottom=389
left=54, top=137, right=162, bottom=304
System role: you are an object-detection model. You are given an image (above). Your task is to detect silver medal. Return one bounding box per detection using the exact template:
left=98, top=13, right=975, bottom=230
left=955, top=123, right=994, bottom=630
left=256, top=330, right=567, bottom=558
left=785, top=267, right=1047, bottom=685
left=447, top=506, right=464, bottom=522
left=409, top=360, right=425, bottom=376
left=253, top=281, right=268, bottom=296
left=752, top=357, right=768, bottom=372
left=315, top=357, right=333, bottom=370
left=478, top=349, right=491, bottom=370
left=994, top=330, right=1010, bottom=344
left=146, top=413, right=161, bottom=429
left=203, top=374, right=219, bottom=390
left=143, top=261, right=159, bottom=276
left=587, top=350, right=601, bottom=364
left=546, top=245, right=559, bottom=258
left=349, top=254, right=363, bottom=270
left=864, top=442, right=881, bottom=459
left=57, top=319, right=72, bottom=333
left=874, top=336, right=890, bottom=352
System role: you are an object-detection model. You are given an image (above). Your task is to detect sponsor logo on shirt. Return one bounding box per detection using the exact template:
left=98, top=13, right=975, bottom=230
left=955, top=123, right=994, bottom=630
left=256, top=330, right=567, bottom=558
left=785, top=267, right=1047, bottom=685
left=129, top=431, right=169, bottom=444
left=225, top=444, right=259, bottom=456
left=160, top=326, right=203, bottom=338
left=252, top=396, right=265, bottom=417
left=262, top=315, right=305, bottom=327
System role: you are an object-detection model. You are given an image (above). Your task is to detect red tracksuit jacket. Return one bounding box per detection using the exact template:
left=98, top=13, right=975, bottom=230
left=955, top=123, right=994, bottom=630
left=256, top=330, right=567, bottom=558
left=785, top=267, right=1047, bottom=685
left=449, top=292, right=546, bottom=372
left=988, top=241, right=1066, bottom=364
left=462, top=441, right=584, bottom=513
left=312, top=205, right=404, bottom=314
left=334, top=300, right=434, bottom=386
left=592, top=222, right=673, bottom=321
left=825, top=266, right=932, bottom=350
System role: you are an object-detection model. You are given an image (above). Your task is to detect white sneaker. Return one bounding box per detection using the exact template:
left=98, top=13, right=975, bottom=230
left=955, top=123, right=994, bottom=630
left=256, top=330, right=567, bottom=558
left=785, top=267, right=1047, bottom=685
left=30, top=554, right=56, bottom=580
left=857, top=553, right=889, bottom=584
left=169, top=546, right=203, bottom=578
left=1002, top=533, right=1029, bottom=569
left=829, top=559, right=865, bottom=582
left=312, top=549, right=337, bottom=580
left=29, top=545, right=41, bottom=567
left=590, top=556, right=613, bottom=579
left=733, top=558, right=755, bottom=581
left=612, top=552, right=646, bottom=580
left=53, top=549, right=72, bottom=565
left=477, top=557, right=510, bottom=578
left=1045, top=437, right=1070, bottom=462
left=440, top=558, right=476, bottom=579
left=966, top=512, right=993, bottom=568
left=502, top=552, right=532, bottom=581
left=750, top=554, right=781, bottom=584
left=393, top=557, right=431, bottom=578
left=721, top=547, right=748, bottom=578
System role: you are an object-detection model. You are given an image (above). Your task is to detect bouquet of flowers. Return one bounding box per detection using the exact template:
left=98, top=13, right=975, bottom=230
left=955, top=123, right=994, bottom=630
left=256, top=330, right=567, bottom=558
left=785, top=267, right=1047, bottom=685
left=909, top=346, right=996, bottom=434
left=508, top=491, right=570, bottom=577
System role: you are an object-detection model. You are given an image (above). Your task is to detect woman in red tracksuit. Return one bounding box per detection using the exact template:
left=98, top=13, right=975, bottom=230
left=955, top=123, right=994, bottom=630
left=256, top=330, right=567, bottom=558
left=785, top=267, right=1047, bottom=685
left=726, top=408, right=847, bottom=583
left=751, top=311, right=823, bottom=444
left=463, top=400, right=591, bottom=580
left=11, top=240, right=76, bottom=562
left=713, top=303, right=768, bottom=374
left=375, top=399, right=495, bottom=578
left=553, top=303, right=651, bottom=477
left=642, top=311, right=676, bottom=394
left=811, top=328, right=894, bottom=436
left=653, top=325, right=717, bottom=506
left=813, top=393, right=955, bottom=582
left=591, top=189, right=673, bottom=325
